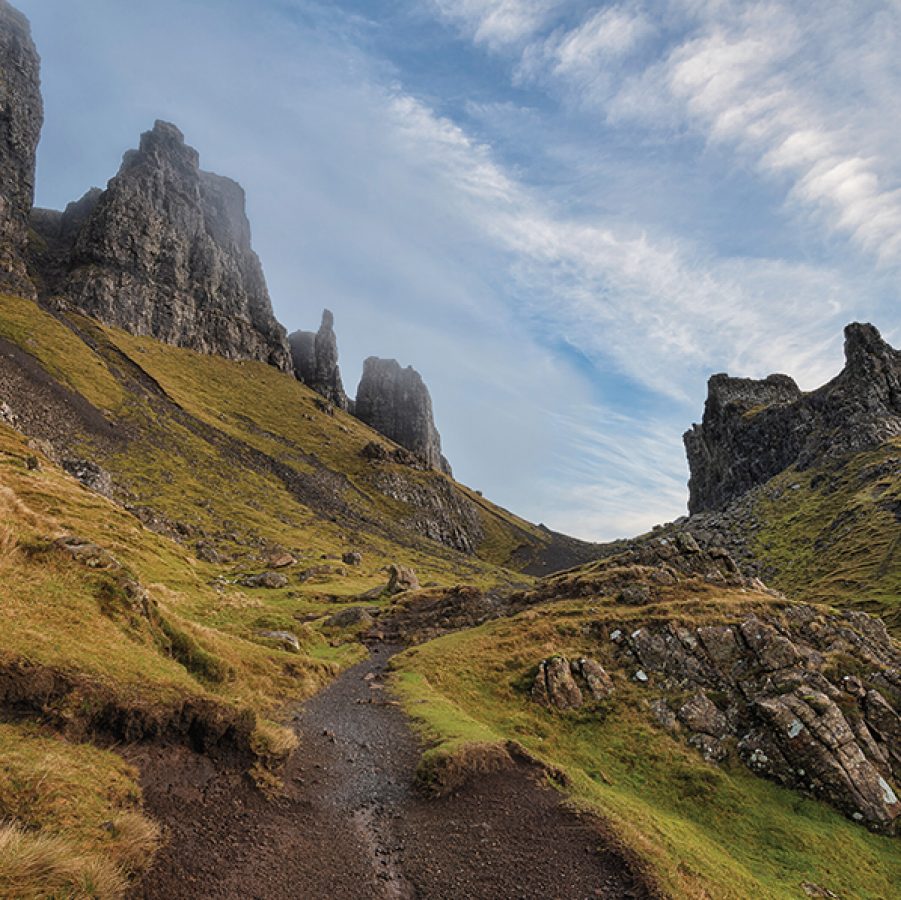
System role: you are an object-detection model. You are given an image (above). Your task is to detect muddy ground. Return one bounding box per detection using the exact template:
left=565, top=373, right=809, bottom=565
left=128, top=647, right=653, bottom=899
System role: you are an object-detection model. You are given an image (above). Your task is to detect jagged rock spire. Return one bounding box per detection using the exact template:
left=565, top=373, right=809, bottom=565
left=288, top=308, right=348, bottom=409
left=30, top=120, right=292, bottom=370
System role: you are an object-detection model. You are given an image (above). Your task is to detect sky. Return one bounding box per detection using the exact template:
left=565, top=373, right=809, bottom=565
left=17, top=0, right=901, bottom=540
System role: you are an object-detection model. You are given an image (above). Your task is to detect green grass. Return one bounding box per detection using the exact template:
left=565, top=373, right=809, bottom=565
left=752, top=440, right=901, bottom=630
left=392, top=594, right=901, bottom=899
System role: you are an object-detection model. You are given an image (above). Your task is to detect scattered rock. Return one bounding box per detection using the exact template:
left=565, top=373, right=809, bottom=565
left=342, top=551, right=363, bottom=566
left=268, top=552, right=297, bottom=569
left=62, top=458, right=112, bottom=497
left=53, top=535, right=120, bottom=570
left=195, top=541, right=223, bottom=564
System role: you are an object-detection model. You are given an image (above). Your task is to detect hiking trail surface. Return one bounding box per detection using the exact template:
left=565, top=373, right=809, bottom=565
left=128, top=646, right=653, bottom=899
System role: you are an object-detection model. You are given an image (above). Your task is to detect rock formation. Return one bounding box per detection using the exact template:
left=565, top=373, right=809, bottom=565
left=684, top=323, right=901, bottom=513
left=355, top=357, right=451, bottom=475
left=0, top=0, right=42, bottom=299
left=288, top=309, right=348, bottom=409
left=31, top=120, right=291, bottom=370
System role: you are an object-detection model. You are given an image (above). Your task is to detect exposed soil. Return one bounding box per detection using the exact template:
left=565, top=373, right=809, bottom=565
left=129, top=648, right=654, bottom=899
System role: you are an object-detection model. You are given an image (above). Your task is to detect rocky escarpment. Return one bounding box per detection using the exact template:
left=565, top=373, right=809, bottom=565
left=288, top=309, right=348, bottom=409
left=355, top=358, right=451, bottom=475
left=684, top=323, right=901, bottom=513
left=30, top=121, right=291, bottom=370
left=0, top=0, right=42, bottom=299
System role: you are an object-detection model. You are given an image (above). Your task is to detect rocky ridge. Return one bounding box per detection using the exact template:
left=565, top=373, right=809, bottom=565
left=684, top=323, right=901, bottom=513
left=0, top=0, right=42, bottom=299
left=30, top=120, right=292, bottom=370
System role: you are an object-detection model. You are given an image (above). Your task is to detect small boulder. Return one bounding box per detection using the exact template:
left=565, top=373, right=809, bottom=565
left=387, top=564, right=420, bottom=594
left=256, top=630, right=301, bottom=653
left=573, top=658, right=615, bottom=701
left=268, top=552, right=297, bottom=569
left=240, top=571, right=288, bottom=589
left=326, top=607, right=374, bottom=629
left=617, top=583, right=652, bottom=605
left=195, top=541, right=223, bottom=564
left=678, top=691, right=730, bottom=739
left=342, top=551, right=363, bottom=566
left=533, top=656, right=583, bottom=710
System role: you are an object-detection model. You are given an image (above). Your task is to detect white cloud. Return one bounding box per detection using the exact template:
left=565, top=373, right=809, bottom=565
left=429, top=0, right=566, bottom=48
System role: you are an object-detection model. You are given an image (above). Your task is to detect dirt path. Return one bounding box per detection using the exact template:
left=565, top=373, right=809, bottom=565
left=129, top=647, right=652, bottom=899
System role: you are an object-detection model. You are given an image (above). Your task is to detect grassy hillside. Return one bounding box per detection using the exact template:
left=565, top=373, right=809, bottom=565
left=750, top=440, right=901, bottom=627
left=392, top=587, right=901, bottom=899
left=0, top=293, right=589, bottom=584
left=0, top=292, right=597, bottom=895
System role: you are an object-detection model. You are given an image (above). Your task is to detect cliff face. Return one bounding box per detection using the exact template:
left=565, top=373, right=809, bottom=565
left=685, top=323, right=901, bottom=513
left=36, top=121, right=291, bottom=369
left=355, top=357, right=451, bottom=475
left=288, top=309, right=348, bottom=409
left=0, top=0, right=42, bottom=299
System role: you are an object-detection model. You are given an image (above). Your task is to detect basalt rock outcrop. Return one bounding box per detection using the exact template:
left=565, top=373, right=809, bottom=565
left=355, top=357, right=451, bottom=475
left=684, top=323, right=901, bottom=513
left=0, top=0, right=42, bottom=299
left=617, top=605, right=901, bottom=832
left=31, top=120, right=291, bottom=369
left=288, top=309, right=348, bottom=409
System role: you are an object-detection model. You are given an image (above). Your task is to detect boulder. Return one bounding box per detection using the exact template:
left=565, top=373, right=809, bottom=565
left=240, top=571, right=288, bottom=589
left=386, top=564, right=420, bottom=594
left=533, top=657, right=583, bottom=710
left=53, top=535, right=119, bottom=570
left=325, top=607, right=374, bottom=629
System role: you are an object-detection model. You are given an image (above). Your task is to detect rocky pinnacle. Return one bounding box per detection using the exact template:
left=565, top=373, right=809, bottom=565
left=355, top=357, right=452, bottom=475
left=288, top=309, right=348, bottom=409
left=684, top=322, right=901, bottom=513
left=0, top=0, right=42, bottom=299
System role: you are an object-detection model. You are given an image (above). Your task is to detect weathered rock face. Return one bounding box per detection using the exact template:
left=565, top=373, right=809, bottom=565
left=685, top=323, right=901, bottom=513
left=288, top=309, right=348, bottom=409
left=370, top=469, right=483, bottom=554
left=36, top=121, right=291, bottom=369
left=355, top=357, right=451, bottom=475
left=614, top=605, right=901, bottom=831
left=0, top=0, right=42, bottom=299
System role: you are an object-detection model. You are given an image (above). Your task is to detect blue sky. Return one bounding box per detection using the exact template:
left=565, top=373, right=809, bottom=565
left=17, top=0, right=901, bottom=540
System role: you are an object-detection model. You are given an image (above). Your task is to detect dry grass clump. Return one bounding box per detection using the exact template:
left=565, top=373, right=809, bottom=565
left=0, top=822, right=126, bottom=899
